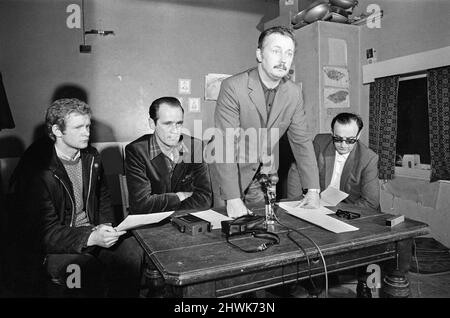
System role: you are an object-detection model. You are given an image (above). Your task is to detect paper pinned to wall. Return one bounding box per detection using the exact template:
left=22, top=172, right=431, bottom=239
left=324, top=87, right=350, bottom=108
left=323, top=66, right=349, bottom=88
left=328, top=38, right=348, bottom=66
left=205, top=73, right=231, bottom=101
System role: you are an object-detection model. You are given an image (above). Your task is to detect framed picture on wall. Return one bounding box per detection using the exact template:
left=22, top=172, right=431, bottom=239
left=204, top=73, right=231, bottom=101
left=324, top=87, right=350, bottom=108
left=323, top=66, right=349, bottom=88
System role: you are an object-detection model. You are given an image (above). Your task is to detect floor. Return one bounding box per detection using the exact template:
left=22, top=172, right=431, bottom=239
left=339, top=270, right=450, bottom=298
left=2, top=240, right=450, bottom=298
left=264, top=269, right=450, bottom=298
left=2, top=269, right=450, bottom=298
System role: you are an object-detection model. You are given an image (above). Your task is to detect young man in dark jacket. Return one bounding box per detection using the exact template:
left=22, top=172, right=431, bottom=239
left=9, top=98, right=143, bottom=297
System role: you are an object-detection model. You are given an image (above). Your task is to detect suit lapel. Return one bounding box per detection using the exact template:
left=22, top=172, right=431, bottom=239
left=267, top=80, right=289, bottom=128
left=150, top=155, right=170, bottom=191
left=324, top=140, right=336, bottom=188
left=340, top=143, right=357, bottom=190
left=171, top=161, right=188, bottom=190
left=248, top=69, right=267, bottom=126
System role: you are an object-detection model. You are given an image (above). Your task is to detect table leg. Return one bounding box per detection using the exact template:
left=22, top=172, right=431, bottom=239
left=356, top=267, right=372, bottom=298
left=382, top=239, right=412, bottom=298
left=142, top=256, right=169, bottom=298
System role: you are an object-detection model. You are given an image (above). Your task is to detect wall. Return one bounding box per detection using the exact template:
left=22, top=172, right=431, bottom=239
left=381, top=178, right=450, bottom=248
left=0, top=0, right=278, bottom=156
left=294, top=21, right=360, bottom=135
left=356, top=0, right=450, bottom=144
left=354, top=0, right=450, bottom=247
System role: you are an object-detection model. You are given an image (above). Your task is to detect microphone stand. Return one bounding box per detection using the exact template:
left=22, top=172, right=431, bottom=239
left=259, top=173, right=278, bottom=226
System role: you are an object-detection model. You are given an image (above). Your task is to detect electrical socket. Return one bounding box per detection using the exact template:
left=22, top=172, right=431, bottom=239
left=80, top=45, right=92, bottom=53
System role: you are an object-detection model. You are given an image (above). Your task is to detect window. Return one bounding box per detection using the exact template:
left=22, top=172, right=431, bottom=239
left=396, top=74, right=430, bottom=168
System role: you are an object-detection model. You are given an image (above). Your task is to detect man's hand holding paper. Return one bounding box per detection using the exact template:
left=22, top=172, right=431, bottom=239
left=319, top=186, right=349, bottom=206
left=296, top=190, right=320, bottom=209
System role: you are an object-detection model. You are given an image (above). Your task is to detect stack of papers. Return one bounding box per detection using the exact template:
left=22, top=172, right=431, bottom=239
left=115, top=210, right=232, bottom=231
left=115, top=211, right=174, bottom=231
left=277, top=201, right=335, bottom=215
left=319, top=186, right=349, bottom=206
left=277, top=187, right=358, bottom=233
left=282, top=208, right=359, bottom=233
left=191, top=210, right=233, bottom=229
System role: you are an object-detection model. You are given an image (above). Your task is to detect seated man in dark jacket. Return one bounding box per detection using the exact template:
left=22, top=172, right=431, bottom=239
left=125, top=96, right=212, bottom=214
left=9, top=98, right=143, bottom=297
left=287, top=112, right=380, bottom=211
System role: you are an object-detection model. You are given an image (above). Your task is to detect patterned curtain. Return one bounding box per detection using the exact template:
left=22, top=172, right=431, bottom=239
left=369, top=76, right=399, bottom=180
left=427, top=66, right=450, bottom=182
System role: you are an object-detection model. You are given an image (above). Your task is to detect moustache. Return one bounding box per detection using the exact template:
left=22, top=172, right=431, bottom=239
left=274, top=64, right=287, bottom=71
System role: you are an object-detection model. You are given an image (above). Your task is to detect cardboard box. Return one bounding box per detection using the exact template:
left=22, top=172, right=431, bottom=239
left=402, top=154, right=420, bottom=168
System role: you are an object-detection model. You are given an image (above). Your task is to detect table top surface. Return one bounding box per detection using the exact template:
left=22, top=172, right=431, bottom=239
left=133, top=203, right=429, bottom=285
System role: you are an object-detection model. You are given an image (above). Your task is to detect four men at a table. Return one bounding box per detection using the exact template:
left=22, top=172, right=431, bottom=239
left=7, top=26, right=379, bottom=297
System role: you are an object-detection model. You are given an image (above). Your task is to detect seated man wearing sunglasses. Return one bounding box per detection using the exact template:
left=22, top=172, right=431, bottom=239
left=287, top=112, right=380, bottom=211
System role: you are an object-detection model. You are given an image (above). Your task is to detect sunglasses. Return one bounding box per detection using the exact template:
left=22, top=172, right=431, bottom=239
left=336, top=209, right=360, bottom=220
left=332, top=136, right=358, bottom=145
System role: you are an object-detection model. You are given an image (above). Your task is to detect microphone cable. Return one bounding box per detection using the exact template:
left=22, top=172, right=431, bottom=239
left=286, top=230, right=319, bottom=293
left=274, top=213, right=329, bottom=298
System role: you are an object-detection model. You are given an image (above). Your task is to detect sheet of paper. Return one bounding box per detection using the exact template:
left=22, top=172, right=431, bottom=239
left=115, top=211, right=174, bottom=231
left=277, top=201, right=335, bottom=215
left=320, top=186, right=349, bottom=206
left=285, top=209, right=359, bottom=233
left=191, top=210, right=232, bottom=229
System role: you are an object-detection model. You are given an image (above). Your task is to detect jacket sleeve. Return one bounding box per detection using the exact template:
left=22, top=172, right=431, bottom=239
left=28, top=176, right=93, bottom=255
left=353, top=154, right=380, bottom=211
left=125, top=143, right=181, bottom=214
left=287, top=84, right=320, bottom=189
left=178, top=162, right=213, bottom=211
left=96, top=158, right=116, bottom=225
left=212, top=78, right=243, bottom=200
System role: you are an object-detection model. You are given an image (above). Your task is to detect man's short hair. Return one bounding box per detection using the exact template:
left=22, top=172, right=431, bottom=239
left=331, top=112, right=364, bottom=134
left=149, top=97, right=184, bottom=123
left=257, top=26, right=296, bottom=50
left=46, top=98, right=91, bottom=141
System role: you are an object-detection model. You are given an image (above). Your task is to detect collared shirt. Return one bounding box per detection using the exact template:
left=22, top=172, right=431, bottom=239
left=258, top=73, right=279, bottom=117
left=329, top=151, right=350, bottom=190
left=150, top=134, right=189, bottom=164
left=55, top=145, right=80, bottom=161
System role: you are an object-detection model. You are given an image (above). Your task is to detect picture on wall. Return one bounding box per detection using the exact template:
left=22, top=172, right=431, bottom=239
left=323, top=66, right=349, bottom=88
left=204, top=73, right=231, bottom=101
left=324, top=87, right=350, bottom=108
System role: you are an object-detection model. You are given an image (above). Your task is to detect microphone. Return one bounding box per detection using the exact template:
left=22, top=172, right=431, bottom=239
left=258, top=173, right=278, bottom=225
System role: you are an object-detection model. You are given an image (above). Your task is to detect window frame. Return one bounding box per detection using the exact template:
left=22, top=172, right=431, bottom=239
left=395, top=72, right=431, bottom=179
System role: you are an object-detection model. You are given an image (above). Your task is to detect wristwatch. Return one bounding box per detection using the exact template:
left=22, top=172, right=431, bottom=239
left=307, top=188, right=320, bottom=194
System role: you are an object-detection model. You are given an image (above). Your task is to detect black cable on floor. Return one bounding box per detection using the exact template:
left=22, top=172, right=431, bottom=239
left=274, top=213, right=329, bottom=298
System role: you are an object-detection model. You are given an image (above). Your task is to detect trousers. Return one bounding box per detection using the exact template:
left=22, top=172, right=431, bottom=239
left=44, top=233, right=144, bottom=297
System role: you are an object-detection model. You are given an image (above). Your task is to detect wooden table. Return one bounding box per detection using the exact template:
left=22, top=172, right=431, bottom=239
left=133, top=203, right=429, bottom=298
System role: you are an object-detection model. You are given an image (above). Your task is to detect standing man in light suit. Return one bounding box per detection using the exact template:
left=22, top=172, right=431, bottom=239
left=209, top=26, right=320, bottom=218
